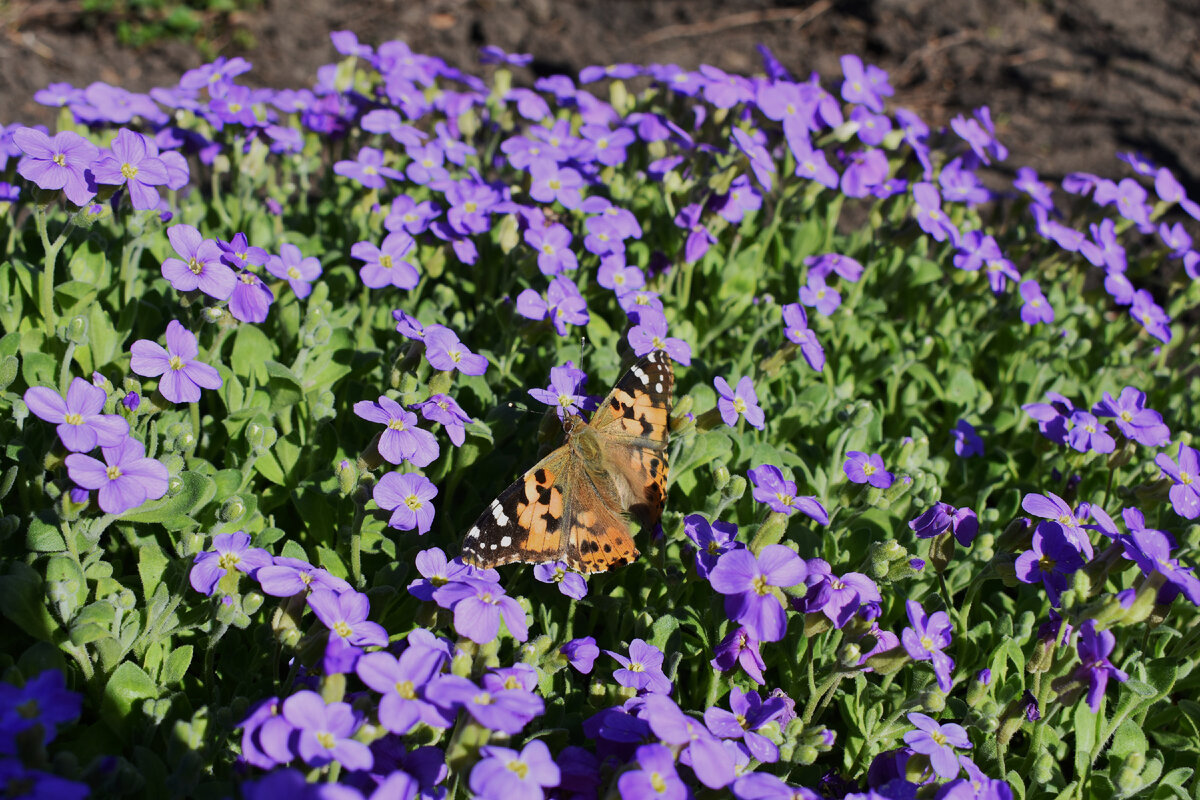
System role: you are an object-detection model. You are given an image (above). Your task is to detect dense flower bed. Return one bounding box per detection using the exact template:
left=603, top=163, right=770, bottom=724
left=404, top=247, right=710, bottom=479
left=0, top=30, right=1197, bottom=800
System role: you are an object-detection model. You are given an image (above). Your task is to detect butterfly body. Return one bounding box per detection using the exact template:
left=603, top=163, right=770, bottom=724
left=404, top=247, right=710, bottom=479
left=461, top=350, right=674, bottom=573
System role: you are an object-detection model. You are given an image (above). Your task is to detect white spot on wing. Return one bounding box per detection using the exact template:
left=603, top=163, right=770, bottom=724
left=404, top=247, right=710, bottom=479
left=500, top=535, right=512, bottom=547
left=655, top=381, right=663, bottom=393
left=467, top=527, right=480, bottom=539
left=490, top=500, right=510, bottom=526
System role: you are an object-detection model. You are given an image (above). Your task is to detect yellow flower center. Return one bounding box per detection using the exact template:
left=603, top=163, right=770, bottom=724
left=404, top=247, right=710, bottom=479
left=387, top=418, right=407, bottom=431
left=333, top=621, right=353, bottom=639
left=121, top=162, right=138, bottom=180
left=217, top=552, right=240, bottom=571
left=64, top=413, right=84, bottom=426
left=188, top=257, right=203, bottom=275
left=240, top=273, right=256, bottom=284
left=405, top=494, right=423, bottom=511
left=733, top=398, right=747, bottom=414
left=549, top=178, right=562, bottom=190
left=542, top=243, right=555, bottom=255
left=364, top=166, right=378, bottom=176
left=287, top=266, right=301, bottom=279
left=474, top=692, right=493, bottom=705
left=1120, top=411, right=1133, bottom=422
left=629, top=661, right=645, bottom=673
left=106, top=465, right=122, bottom=480
left=317, top=731, right=336, bottom=749
left=920, top=634, right=935, bottom=650
left=650, top=772, right=667, bottom=793
left=169, top=355, right=185, bottom=371
left=751, top=575, right=770, bottom=595
left=54, top=153, right=67, bottom=167
left=776, top=492, right=795, bottom=506
left=508, top=760, right=529, bottom=779
left=395, top=680, right=415, bottom=700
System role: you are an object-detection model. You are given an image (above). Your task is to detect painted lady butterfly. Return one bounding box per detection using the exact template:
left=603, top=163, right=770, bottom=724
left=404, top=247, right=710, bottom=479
left=461, top=350, right=674, bottom=573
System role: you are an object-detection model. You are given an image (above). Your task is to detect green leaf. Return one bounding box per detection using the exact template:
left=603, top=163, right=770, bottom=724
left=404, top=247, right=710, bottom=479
left=137, top=543, right=169, bottom=602
left=161, top=645, right=193, bottom=686
left=101, top=661, right=160, bottom=737
left=1074, top=699, right=1100, bottom=777
left=264, top=360, right=304, bottom=410
left=231, top=325, right=273, bottom=383
left=70, top=601, right=116, bottom=646
left=0, top=562, right=60, bottom=642
left=119, top=471, right=215, bottom=524
left=25, top=513, right=66, bottom=552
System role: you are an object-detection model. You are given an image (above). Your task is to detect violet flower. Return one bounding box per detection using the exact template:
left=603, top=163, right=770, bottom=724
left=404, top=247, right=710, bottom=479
left=65, top=436, right=169, bottom=515
left=129, top=320, right=222, bottom=403
left=13, top=127, right=98, bottom=206
left=23, top=377, right=128, bottom=452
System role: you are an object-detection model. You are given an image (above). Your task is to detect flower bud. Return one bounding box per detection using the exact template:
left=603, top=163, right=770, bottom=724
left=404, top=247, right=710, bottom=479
left=712, top=463, right=731, bottom=491
left=750, top=512, right=788, bottom=554
left=219, top=496, right=246, bottom=523
left=65, top=315, right=89, bottom=346
left=243, top=591, right=264, bottom=616
left=722, top=475, right=747, bottom=503
left=428, top=370, right=454, bottom=397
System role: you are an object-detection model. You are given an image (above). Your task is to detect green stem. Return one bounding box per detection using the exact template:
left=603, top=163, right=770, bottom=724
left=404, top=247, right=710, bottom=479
left=58, top=342, right=76, bottom=392
left=34, top=205, right=73, bottom=330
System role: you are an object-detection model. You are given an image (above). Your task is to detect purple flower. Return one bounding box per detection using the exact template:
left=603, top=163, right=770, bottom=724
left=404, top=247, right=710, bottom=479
left=805, top=569, right=882, bottom=628
left=843, top=451, right=894, bottom=488
left=355, top=396, right=439, bottom=467
left=715, top=376, right=765, bottom=430
left=1118, top=521, right=1200, bottom=606
left=23, top=377, right=128, bottom=452
left=1019, top=280, right=1054, bottom=326
left=908, top=503, right=979, bottom=546
left=799, top=275, right=842, bottom=316
left=1095, top=177, right=1152, bottom=228
left=675, top=203, right=716, bottom=263
left=1022, top=491, right=1093, bottom=558
left=334, top=146, right=403, bottom=189
left=355, top=649, right=451, bottom=734
left=423, top=326, right=488, bottom=375
left=639, top=694, right=736, bottom=789
left=161, top=224, right=236, bottom=299
left=1015, top=521, right=1087, bottom=607
left=841, top=149, right=890, bottom=198
left=533, top=561, right=588, bottom=599
left=626, top=310, right=692, bottom=365
left=281, top=690, right=373, bottom=770
left=256, top=556, right=351, bottom=597
left=129, top=320, right=222, bottom=403
left=189, top=531, right=273, bottom=595
left=950, top=419, right=984, bottom=458
left=1074, top=620, right=1129, bottom=712
left=711, top=626, right=767, bottom=685
left=913, top=182, right=961, bottom=245
left=469, top=740, right=560, bottom=800
left=597, top=255, right=645, bottom=291
left=683, top=513, right=744, bottom=578
left=606, top=639, right=672, bottom=694
left=516, top=276, right=590, bottom=337
left=1129, top=288, right=1172, bottom=343
left=528, top=361, right=592, bottom=421
left=407, top=547, right=481, bottom=601
left=228, top=271, right=274, bottom=323
left=265, top=243, right=322, bottom=299
left=951, top=106, right=1007, bottom=164
left=1065, top=411, right=1114, bottom=454
left=840, top=54, right=886, bottom=112
left=900, top=600, right=955, bottom=692
left=308, top=587, right=388, bottom=649
left=64, top=436, right=168, bottom=515
left=88, top=128, right=169, bottom=210
left=424, top=674, right=543, bottom=734
left=529, top=160, right=583, bottom=209
left=561, top=637, right=599, bottom=674
left=731, top=127, right=776, bottom=191
left=747, top=465, right=828, bottom=523
left=414, top=393, right=473, bottom=447
left=1092, top=387, right=1170, bottom=446
left=709, top=546, right=806, bottom=642
left=373, top=471, right=438, bottom=534
left=781, top=303, right=825, bottom=371
left=1155, top=443, right=1200, bottom=520
left=1023, top=392, right=1075, bottom=446
left=524, top=222, right=577, bottom=275
left=217, top=231, right=270, bottom=271
left=618, top=744, right=687, bottom=800
left=708, top=689, right=787, bottom=764
left=0, top=669, right=82, bottom=749
left=433, top=578, right=528, bottom=643
left=385, top=194, right=440, bottom=236
left=903, top=712, right=971, bottom=779
left=13, top=127, right=98, bottom=206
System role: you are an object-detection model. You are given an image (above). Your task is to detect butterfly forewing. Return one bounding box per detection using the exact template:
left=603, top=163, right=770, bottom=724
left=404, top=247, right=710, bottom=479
left=461, top=448, right=570, bottom=569
left=460, top=350, right=675, bottom=572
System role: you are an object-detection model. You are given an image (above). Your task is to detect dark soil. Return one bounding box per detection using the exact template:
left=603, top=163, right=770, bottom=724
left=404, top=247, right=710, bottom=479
left=3, top=0, right=1200, bottom=191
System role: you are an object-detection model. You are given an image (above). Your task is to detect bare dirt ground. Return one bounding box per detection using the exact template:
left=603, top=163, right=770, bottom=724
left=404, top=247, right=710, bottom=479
left=2, top=0, right=1200, bottom=191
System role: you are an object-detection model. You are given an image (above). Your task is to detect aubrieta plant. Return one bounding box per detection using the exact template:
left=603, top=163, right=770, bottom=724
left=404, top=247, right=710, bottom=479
left=0, top=30, right=1196, bottom=800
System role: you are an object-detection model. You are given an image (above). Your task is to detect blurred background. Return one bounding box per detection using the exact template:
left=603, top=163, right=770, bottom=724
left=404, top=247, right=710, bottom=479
left=2, top=0, right=1199, bottom=190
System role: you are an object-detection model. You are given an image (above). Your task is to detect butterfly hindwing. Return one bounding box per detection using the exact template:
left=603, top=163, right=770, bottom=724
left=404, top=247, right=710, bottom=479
left=461, top=447, right=570, bottom=569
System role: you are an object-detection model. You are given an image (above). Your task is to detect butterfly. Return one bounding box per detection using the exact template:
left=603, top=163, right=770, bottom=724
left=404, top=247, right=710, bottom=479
left=461, top=350, right=674, bottom=573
